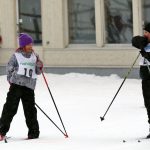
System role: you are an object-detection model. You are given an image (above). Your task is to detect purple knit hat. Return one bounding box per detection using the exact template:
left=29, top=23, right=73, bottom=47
left=19, top=33, right=33, bottom=47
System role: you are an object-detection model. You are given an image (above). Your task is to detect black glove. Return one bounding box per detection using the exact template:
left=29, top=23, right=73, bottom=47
left=132, top=36, right=148, bottom=49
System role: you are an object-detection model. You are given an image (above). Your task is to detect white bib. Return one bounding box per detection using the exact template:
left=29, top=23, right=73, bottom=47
left=15, top=52, right=37, bottom=79
left=139, top=44, right=150, bottom=66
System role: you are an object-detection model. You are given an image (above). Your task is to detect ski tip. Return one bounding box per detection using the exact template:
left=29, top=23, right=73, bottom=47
left=100, top=117, right=104, bottom=121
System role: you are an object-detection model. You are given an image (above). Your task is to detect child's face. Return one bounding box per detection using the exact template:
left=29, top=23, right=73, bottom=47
left=24, top=43, right=33, bottom=53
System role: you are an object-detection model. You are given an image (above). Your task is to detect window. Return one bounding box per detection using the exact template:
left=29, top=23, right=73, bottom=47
left=143, top=0, right=150, bottom=23
left=68, top=0, right=96, bottom=44
left=18, top=0, right=42, bottom=45
left=104, top=0, right=133, bottom=44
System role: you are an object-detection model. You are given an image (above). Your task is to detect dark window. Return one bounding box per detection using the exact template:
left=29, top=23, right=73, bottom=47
left=68, top=0, right=96, bottom=44
left=105, top=0, right=133, bottom=43
left=18, top=0, right=42, bottom=45
left=143, top=0, right=150, bottom=23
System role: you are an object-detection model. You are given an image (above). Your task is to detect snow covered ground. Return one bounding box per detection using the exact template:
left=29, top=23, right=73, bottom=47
left=0, top=73, right=150, bottom=150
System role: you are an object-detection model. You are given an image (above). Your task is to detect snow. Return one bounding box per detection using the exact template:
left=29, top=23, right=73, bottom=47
left=0, top=73, right=150, bottom=149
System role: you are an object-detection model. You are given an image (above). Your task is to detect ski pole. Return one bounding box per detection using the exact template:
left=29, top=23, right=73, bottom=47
left=100, top=52, right=140, bottom=121
left=33, top=51, right=68, bottom=137
left=35, top=103, right=68, bottom=138
left=41, top=71, right=68, bottom=137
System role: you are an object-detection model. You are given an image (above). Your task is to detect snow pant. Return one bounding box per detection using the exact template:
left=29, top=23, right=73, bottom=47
left=0, top=84, right=39, bottom=137
left=140, top=66, right=150, bottom=124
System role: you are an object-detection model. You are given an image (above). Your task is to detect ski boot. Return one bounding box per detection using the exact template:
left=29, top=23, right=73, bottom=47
left=0, top=134, right=5, bottom=141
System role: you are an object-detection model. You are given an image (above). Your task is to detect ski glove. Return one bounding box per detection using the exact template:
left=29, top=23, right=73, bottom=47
left=132, top=36, right=148, bottom=49
left=36, top=59, right=43, bottom=70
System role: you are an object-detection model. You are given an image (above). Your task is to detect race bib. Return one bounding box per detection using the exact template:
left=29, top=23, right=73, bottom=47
left=15, top=52, right=37, bottom=79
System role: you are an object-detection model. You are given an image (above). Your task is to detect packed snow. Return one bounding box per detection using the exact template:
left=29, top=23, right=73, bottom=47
left=0, top=72, right=150, bottom=150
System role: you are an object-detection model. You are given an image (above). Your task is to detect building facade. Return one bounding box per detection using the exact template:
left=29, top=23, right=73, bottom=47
left=0, top=0, right=150, bottom=73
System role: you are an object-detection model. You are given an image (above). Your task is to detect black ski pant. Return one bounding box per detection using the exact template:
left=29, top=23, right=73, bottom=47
left=0, top=84, right=39, bottom=137
left=140, top=66, right=150, bottom=124
left=142, top=80, right=150, bottom=124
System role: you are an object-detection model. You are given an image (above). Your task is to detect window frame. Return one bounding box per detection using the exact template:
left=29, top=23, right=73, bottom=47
left=67, top=0, right=144, bottom=49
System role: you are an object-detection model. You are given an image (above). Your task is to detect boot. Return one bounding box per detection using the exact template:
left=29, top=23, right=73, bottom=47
left=0, top=134, right=5, bottom=141
left=28, top=130, right=40, bottom=139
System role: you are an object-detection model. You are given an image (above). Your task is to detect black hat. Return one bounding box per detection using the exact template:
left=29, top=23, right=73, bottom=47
left=144, top=23, right=150, bottom=33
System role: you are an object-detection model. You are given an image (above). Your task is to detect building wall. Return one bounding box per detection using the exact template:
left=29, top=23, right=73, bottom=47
left=0, top=0, right=142, bottom=68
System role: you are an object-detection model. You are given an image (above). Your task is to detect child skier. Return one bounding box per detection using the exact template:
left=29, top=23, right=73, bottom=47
left=0, top=33, right=43, bottom=140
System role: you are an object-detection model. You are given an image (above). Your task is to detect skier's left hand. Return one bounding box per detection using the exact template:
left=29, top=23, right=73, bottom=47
left=36, top=59, right=43, bottom=70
